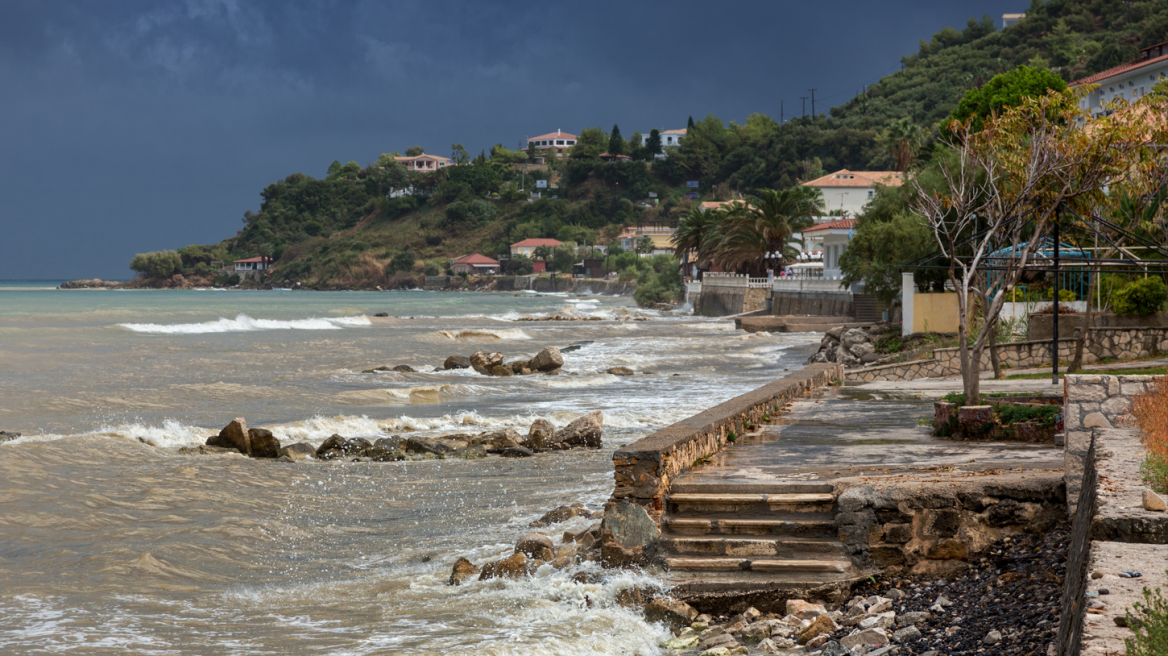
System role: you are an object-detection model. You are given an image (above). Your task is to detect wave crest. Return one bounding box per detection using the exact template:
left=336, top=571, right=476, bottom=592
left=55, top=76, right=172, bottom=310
left=118, top=314, right=371, bottom=334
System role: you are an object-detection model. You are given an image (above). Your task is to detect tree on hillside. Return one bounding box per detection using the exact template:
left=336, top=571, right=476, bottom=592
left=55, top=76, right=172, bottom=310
left=390, top=250, right=416, bottom=274
left=698, top=188, right=815, bottom=274
left=636, top=235, right=654, bottom=254
left=608, top=125, right=625, bottom=156
left=646, top=129, right=663, bottom=159
left=627, top=130, right=644, bottom=160
left=673, top=206, right=720, bottom=267
left=405, top=146, right=425, bottom=157
left=532, top=245, right=553, bottom=263
left=129, top=250, right=183, bottom=279
left=876, top=118, right=925, bottom=171
left=451, top=143, right=470, bottom=165
left=949, top=65, right=1067, bottom=131
left=570, top=127, right=608, bottom=159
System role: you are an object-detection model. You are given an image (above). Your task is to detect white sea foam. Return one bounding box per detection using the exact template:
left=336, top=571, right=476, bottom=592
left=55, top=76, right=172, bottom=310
left=335, top=384, right=486, bottom=405
left=118, top=314, right=372, bottom=334
left=434, top=328, right=532, bottom=342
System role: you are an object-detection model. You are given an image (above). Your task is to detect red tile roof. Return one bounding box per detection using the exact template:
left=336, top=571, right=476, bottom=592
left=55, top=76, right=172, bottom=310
left=1070, top=51, right=1168, bottom=87
left=452, top=254, right=499, bottom=266
left=661, top=128, right=687, bottom=135
left=528, top=131, right=577, bottom=141
left=699, top=200, right=746, bottom=211
left=394, top=154, right=451, bottom=162
left=803, top=219, right=857, bottom=232
left=511, top=238, right=563, bottom=248
left=802, top=169, right=904, bottom=188
left=234, top=257, right=266, bottom=263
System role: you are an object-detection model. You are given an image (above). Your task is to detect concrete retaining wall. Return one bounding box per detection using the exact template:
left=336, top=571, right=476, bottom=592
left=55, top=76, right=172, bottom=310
left=611, top=363, right=842, bottom=516
left=769, top=291, right=854, bottom=317
left=845, top=327, right=1168, bottom=383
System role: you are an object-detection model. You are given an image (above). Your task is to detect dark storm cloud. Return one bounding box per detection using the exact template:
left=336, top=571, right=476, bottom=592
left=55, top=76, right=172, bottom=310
left=0, top=0, right=1024, bottom=279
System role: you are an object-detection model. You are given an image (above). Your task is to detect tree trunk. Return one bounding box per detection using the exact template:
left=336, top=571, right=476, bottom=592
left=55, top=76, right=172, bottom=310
left=989, top=321, right=1003, bottom=379
left=1070, top=275, right=1096, bottom=372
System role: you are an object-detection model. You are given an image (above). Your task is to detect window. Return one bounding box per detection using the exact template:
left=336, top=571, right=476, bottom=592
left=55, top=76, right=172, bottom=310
left=867, top=190, right=875, bottom=199
left=556, top=140, right=564, bottom=145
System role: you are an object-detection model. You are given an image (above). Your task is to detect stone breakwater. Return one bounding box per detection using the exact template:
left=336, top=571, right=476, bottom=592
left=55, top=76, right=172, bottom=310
left=611, top=364, right=843, bottom=518
left=182, top=412, right=604, bottom=461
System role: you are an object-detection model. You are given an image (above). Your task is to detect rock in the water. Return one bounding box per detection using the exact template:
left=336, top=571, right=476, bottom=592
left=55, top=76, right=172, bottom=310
left=0, top=431, right=21, bottom=443
left=509, top=361, right=533, bottom=375
left=530, top=504, right=588, bottom=527
left=601, top=500, right=660, bottom=551
left=443, top=355, right=471, bottom=370
left=469, top=351, right=503, bottom=374
left=487, top=365, right=514, bottom=377
left=452, top=444, right=488, bottom=459
left=471, top=428, right=523, bottom=449
left=548, top=410, right=603, bottom=449
left=478, top=552, right=529, bottom=580
left=316, top=434, right=347, bottom=459
left=786, top=599, right=827, bottom=620
left=247, top=428, right=281, bottom=458
left=498, top=446, right=534, bottom=458
left=392, top=364, right=415, bottom=372
left=278, top=442, right=316, bottom=460
left=644, top=597, right=698, bottom=627
left=178, top=444, right=239, bottom=456
left=515, top=533, right=555, bottom=558
left=661, top=635, right=700, bottom=650
left=528, top=346, right=564, bottom=372
left=207, top=418, right=249, bottom=454
left=374, top=312, right=389, bottom=317
left=525, top=419, right=555, bottom=451
left=368, top=438, right=406, bottom=461
left=403, top=437, right=455, bottom=456
left=606, top=366, right=634, bottom=376
left=342, top=437, right=373, bottom=458
left=448, top=557, right=479, bottom=585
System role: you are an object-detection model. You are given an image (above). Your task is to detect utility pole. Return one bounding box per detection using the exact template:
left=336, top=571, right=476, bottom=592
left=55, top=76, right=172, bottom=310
left=800, top=97, right=808, bottom=118
left=809, top=88, right=818, bottom=118
left=780, top=100, right=784, bottom=124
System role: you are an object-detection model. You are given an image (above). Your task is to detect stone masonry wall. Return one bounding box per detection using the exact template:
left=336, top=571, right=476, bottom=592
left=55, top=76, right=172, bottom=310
left=769, top=291, right=854, bottom=318
left=611, top=364, right=843, bottom=519
left=1064, top=375, right=1162, bottom=513
left=845, top=327, right=1168, bottom=383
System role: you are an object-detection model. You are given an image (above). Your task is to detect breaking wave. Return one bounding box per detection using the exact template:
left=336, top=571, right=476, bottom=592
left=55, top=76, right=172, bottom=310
left=335, top=384, right=484, bottom=405
left=118, top=314, right=372, bottom=334
left=434, top=328, right=532, bottom=342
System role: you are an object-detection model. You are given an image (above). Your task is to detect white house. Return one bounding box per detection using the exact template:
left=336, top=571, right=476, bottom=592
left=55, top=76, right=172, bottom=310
left=234, top=257, right=269, bottom=272
left=509, top=238, right=563, bottom=257
left=1070, top=42, right=1168, bottom=118
left=1002, top=13, right=1024, bottom=28
left=394, top=153, right=453, bottom=171
left=800, top=219, right=856, bottom=279
left=801, top=169, right=904, bottom=216
left=525, top=131, right=577, bottom=158
left=641, top=128, right=686, bottom=148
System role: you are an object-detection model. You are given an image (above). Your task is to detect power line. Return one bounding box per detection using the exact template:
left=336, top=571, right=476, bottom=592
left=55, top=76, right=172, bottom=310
left=800, top=97, right=808, bottom=118
left=809, top=89, right=818, bottom=118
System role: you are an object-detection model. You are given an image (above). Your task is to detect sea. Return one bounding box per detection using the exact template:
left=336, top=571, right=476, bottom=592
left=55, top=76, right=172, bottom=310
left=0, top=281, right=820, bottom=655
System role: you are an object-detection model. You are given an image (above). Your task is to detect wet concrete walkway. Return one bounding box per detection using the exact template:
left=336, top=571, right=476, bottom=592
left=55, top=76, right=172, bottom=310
left=675, top=384, right=1065, bottom=488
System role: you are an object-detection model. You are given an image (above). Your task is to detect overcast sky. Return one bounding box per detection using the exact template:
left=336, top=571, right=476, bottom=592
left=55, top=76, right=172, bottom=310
left=0, top=0, right=1025, bottom=280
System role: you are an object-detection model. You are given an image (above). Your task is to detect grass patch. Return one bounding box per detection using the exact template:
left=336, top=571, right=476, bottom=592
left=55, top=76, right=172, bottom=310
left=939, top=391, right=1019, bottom=405
left=1005, top=367, right=1167, bottom=380
left=997, top=403, right=1060, bottom=427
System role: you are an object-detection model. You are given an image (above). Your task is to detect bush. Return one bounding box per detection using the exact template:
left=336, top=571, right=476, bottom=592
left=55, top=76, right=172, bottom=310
left=1132, top=377, right=1168, bottom=492
left=129, top=250, right=183, bottom=278
left=1124, top=577, right=1168, bottom=656
left=1112, top=277, right=1168, bottom=315
left=389, top=251, right=416, bottom=274
left=997, top=403, right=1060, bottom=427
left=875, top=334, right=904, bottom=354
left=423, top=261, right=440, bottom=276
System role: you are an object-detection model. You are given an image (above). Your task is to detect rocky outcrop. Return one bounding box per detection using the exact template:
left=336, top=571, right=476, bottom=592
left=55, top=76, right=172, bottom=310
left=471, top=428, right=522, bottom=450
left=524, top=419, right=555, bottom=451
left=206, top=418, right=250, bottom=454
left=599, top=500, right=658, bottom=567
left=807, top=322, right=899, bottom=368
left=528, top=346, right=564, bottom=372
left=546, top=411, right=603, bottom=449
left=470, top=351, right=504, bottom=374
left=246, top=428, right=281, bottom=458
left=448, top=557, right=479, bottom=585
left=58, top=279, right=120, bottom=289
left=443, top=355, right=471, bottom=370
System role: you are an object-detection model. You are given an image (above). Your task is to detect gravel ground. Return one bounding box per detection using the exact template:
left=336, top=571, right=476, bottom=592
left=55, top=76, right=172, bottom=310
left=848, top=524, right=1069, bottom=656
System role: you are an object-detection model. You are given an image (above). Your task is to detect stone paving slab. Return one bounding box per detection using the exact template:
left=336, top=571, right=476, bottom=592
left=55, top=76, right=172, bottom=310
left=1081, top=541, right=1168, bottom=656
left=674, top=387, right=1065, bottom=487
left=1093, top=428, right=1168, bottom=543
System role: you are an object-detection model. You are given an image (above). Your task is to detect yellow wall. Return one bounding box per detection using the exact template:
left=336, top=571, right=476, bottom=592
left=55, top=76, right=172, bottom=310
left=912, top=292, right=961, bottom=333
left=648, top=233, right=673, bottom=249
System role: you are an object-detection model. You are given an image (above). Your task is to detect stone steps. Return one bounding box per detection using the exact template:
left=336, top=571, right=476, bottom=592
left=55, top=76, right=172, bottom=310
left=660, top=536, right=849, bottom=558
left=662, top=516, right=839, bottom=538
left=666, top=492, right=835, bottom=515
left=664, top=557, right=856, bottom=581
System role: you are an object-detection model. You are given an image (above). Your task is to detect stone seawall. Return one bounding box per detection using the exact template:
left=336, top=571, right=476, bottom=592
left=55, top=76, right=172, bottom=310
left=769, top=290, right=854, bottom=317
left=845, top=327, right=1168, bottom=383
left=610, top=363, right=842, bottom=517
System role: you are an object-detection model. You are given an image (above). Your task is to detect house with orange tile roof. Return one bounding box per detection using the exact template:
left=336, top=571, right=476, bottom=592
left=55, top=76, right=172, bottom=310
left=524, top=131, right=577, bottom=158
left=799, top=219, right=858, bottom=279
left=450, top=254, right=500, bottom=275
left=1070, top=42, right=1168, bottom=118
left=394, top=153, right=453, bottom=171
left=509, top=238, right=564, bottom=258
left=801, top=169, right=904, bottom=216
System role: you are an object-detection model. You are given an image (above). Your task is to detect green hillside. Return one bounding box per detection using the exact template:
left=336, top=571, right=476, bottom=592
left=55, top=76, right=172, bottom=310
left=134, top=0, right=1168, bottom=291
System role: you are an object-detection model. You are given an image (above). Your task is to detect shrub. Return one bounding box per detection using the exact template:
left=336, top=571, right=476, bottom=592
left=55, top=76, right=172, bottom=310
left=423, top=261, right=440, bottom=276
left=129, top=250, right=183, bottom=278
left=389, top=250, right=416, bottom=274
left=1132, top=376, right=1168, bottom=492
left=996, top=403, right=1060, bottom=427
left=1112, top=277, right=1168, bottom=315
left=1124, top=578, right=1168, bottom=656
left=875, top=334, right=904, bottom=354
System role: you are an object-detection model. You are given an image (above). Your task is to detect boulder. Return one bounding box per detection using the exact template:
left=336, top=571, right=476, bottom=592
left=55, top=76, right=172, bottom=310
left=525, top=419, right=555, bottom=451
left=0, top=431, right=21, bottom=443
left=528, top=346, right=564, bottom=372
left=797, top=614, right=839, bottom=644
left=448, top=557, right=480, bottom=585
left=469, top=351, right=503, bottom=374
left=644, top=597, right=698, bottom=627
left=547, top=411, right=603, bottom=449
left=840, top=328, right=869, bottom=351
left=606, top=367, right=634, bottom=376
left=247, top=428, right=282, bottom=458
left=392, top=365, right=415, bottom=373
left=509, top=361, right=532, bottom=375
left=207, top=418, right=249, bottom=454
left=451, top=444, right=488, bottom=459
left=403, top=437, right=456, bottom=456
left=487, top=365, right=514, bottom=377
left=471, top=428, right=523, bottom=449
left=530, top=504, right=588, bottom=527
left=601, top=500, right=660, bottom=551
left=278, top=442, right=316, bottom=460
left=498, top=446, right=534, bottom=458
left=178, top=444, right=239, bottom=456
left=342, top=437, right=373, bottom=457
left=839, top=628, right=889, bottom=650
left=515, top=533, right=555, bottom=558
left=443, top=355, right=471, bottom=370
left=368, top=438, right=406, bottom=461
left=850, top=342, right=875, bottom=358
left=316, top=434, right=347, bottom=459
left=786, top=599, right=827, bottom=620
left=478, top=552, right=529, bottom=580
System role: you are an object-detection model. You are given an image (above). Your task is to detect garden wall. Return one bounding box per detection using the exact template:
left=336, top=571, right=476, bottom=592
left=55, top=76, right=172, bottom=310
left=611, top=363, right=842, bottom=517
left=1030, top=311, right=1168, bottom=340
left=845, top=327, right=1168, bottom=383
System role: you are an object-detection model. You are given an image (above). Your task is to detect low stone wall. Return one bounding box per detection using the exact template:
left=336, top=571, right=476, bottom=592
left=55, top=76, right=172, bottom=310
left=1030, top=311, right=1168, bottom=341
left=836, top=475, right=1067, bottom=576
left=769, top=291, right=854, bottom=318
left=1064, top=375, right=1161, bottom=512
left=845, top=327, right=1168, bottom=383
left=611, top=363, right=843, bottom=516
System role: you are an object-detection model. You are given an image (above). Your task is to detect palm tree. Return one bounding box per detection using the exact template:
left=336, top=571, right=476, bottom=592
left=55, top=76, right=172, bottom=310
left=879, top=118, right=924, bottom=171
left=710, top=189, right=814, bottom=274
left=532, top=245, right=552, bottom=263
left=672, top=206, right=720, bottom=266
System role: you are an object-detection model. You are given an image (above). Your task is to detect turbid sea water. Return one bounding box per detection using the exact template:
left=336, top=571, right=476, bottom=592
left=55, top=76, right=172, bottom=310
left=0, top=282, right=820, bottom=655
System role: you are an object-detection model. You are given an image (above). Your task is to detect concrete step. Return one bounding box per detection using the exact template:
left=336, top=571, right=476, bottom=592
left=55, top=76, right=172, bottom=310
left=665, top=557, right=854, bottom=575
left=662, top=516, right=839, bottom=538
left=658, top=536, right=849, bottom=558
left=669, top=481, right=834, bottom=495
left=666, top=492, right=834, bottom=515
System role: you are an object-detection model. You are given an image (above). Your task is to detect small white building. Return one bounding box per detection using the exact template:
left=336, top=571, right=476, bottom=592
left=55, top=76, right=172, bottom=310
left=800, top=219, right=856, bottom=279
left=1070, top=42, right=1168, bottom=118
left=1002, top=13, right=1024, bottom=28
left=641, top=128, right=686, bottom=148
left=234, top=257, right=269, bottom=282
left=801, top=169, right=904, bottom=216
left=525, top=131, right=577, bottom=158
left=394, top=153, right=453, bottom=171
